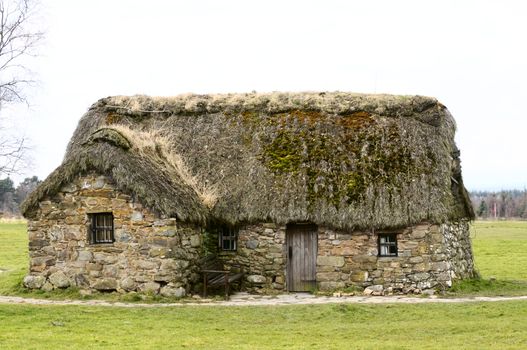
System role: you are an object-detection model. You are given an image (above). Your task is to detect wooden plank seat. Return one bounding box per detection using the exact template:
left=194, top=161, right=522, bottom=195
left=201, top=255, right=244, bottom=299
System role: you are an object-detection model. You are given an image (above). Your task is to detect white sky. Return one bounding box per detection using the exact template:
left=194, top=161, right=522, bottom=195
left=5, top=0, right=527, bottom=191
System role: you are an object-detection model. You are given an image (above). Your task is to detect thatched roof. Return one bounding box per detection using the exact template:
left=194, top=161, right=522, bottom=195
left=22, top=92, right=474, bottom=229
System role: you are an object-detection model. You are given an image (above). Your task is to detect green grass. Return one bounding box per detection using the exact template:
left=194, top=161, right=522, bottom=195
left=447, top=221, right=527, bottom=297
left=0, top=221, right=28, bottom=295
left=0, top=301, right=526, bottom=349
left=471, top=221, right=527, bottom=280
left=1, top=221, right=527, bottom=348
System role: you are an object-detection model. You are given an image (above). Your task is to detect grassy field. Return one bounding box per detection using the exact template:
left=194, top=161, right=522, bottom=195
left=0, top=221, right=28, bottom=296
left=447, top=221, right=527, bottom=296
left=471, top=221, right=527, bottom=280
left=0, top=221, right=527, bottom=349
left=0, top=301, right=526, bottom=349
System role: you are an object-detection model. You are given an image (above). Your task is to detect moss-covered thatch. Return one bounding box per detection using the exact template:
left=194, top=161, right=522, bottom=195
left=22, top=92, right=474, bottom=229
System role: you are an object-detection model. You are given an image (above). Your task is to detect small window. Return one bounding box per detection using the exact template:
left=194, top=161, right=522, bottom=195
left=89, top=213, right=114, bottom=244
left=378, top=233, right=397, bottom=257
left=219, top=226, right=237, bottom=251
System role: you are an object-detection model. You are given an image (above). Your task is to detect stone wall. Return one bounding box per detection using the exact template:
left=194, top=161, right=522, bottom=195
left=316, top=222, right=475, bottom=294
left=221, top=221, right=475, bottom=294
left=441, top=220, right=476, bottom=280
left=23, top=173, right=202, bottom=296
left=23, top=172, right=474, bottom=296
left=219, top=223, right=287, bottom=292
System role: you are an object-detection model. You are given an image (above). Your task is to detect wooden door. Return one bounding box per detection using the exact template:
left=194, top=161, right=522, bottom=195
left=286, top=224, right=318, bottom=291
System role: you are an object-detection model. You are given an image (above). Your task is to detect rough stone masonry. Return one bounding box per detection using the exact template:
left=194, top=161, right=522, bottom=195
left=23, top=174, right=202, bottom=297
left=24, top=172, right=474, bottom=295
left=220, top=221, right=474, bottom=294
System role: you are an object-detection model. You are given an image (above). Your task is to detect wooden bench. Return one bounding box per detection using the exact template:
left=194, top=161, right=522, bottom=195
left=201, top=255, right=244, bottom=299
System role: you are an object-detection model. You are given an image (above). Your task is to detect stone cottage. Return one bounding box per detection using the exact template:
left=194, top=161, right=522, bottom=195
left=21, top=92, right=476, bottom=296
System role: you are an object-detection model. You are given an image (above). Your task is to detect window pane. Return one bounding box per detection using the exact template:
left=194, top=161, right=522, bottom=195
left=379, top=234, right=397, bottom=256
left=220, top=226, right=237, bottom=251
left=90, top=213, right=114, bottom=244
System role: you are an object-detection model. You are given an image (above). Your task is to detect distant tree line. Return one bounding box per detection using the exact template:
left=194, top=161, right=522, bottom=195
left=0, top=176, right=40, bottom=217
left=470, top=190, right=527, bottom=219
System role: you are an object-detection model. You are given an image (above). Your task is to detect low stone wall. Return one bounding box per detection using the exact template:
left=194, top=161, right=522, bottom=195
left=222, top=222, right=475, bottom=294
left=23, top=173, right=202, bottom=296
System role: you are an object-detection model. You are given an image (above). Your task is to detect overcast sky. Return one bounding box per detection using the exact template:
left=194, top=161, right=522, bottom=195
left=5, top=0, right=527, bottom=191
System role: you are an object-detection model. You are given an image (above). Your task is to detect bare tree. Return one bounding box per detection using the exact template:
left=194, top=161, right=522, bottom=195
left=0, top=134, right=27, bottom=174
left=0, top=0, right=43, bottom=175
